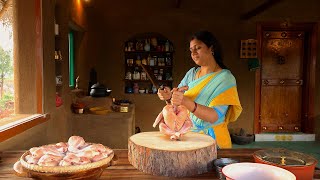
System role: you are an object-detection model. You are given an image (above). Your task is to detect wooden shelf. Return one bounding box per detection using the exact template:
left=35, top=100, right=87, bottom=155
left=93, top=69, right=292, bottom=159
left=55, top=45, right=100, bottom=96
left=124, top=51, right=174, bottom=54
left=124, top=34, right=174, bottom=94
left=125, top=93, right=157, bottom=95
left=124, top=79, right=173, bottom=82
left=127, top=65, right=172, bottom=68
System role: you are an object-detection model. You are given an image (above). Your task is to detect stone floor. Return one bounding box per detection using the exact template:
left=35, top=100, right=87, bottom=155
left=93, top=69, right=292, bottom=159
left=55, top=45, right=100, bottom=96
left=233, top=141, right=320, bottom=168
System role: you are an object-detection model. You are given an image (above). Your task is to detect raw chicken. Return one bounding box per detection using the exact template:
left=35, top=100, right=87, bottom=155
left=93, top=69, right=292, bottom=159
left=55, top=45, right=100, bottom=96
left=55, top=142, right=68, bottom=153
left=19, top=136, right=113, bottom=168
left=153, top=104, right=193, bottom=140
left=62, top=153, right=81, bottom=164
left=40, top=145, right=65, bottom=157
left=75, top=157, right=91, bottom=165
left=76, top=149, right=100, bottom=159
left=79, top=144, right=107, bottom=153
left=92, top=152, right=109, bottom=162
left=59, top=159, right=72, bottom=166
left=24, top=155, right=39, bottom=164
left=68, top=136, right=86, bottom=152
left=29, top=145, right=64, bottom=158
left=37, top=154, right=63, bottom=167
left=29, top=147, right=44, bottom=159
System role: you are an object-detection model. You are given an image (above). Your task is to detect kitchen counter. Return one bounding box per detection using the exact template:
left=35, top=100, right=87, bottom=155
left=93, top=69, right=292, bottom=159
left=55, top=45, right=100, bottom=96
left=1, top=149, right=319, bottom=179
left=71, top=105, right=135, bottom=149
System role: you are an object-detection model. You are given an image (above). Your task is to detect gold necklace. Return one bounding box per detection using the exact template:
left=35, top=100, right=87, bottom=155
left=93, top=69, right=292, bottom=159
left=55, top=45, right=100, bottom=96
left=197, top=63, right=218, bottom=79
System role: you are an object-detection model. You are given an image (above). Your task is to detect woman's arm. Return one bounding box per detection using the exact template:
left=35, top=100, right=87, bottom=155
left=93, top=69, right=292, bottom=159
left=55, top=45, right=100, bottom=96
left=171, top=87, right=219, bottom=123
left=182, top=97, right=219, bottom=123
left=157, top=87, right=172, bottom=101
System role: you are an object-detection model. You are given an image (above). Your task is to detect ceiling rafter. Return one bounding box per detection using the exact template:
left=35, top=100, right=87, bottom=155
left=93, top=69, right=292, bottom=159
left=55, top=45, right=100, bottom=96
left=240, top=0, right=284, bottom=20
left=175, top=0, right=181, bottom=8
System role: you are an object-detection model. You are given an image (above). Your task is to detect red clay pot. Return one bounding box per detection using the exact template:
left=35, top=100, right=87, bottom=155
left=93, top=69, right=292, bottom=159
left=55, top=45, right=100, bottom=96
left=253, top=148, right=317, bottom=180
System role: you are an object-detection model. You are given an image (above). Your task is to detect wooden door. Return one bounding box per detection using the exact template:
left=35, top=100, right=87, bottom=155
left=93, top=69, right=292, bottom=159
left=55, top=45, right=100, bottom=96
left=255, top=22, right=317, bottom=134
left=260, top=31, right=304, bottom=132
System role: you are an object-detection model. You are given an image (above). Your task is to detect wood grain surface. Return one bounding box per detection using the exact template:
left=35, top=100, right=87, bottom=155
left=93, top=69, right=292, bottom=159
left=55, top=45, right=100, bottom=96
left=129, top=131, right=214, bottom=151
left=128, top=132, right=217, bottom=177
left=1, top=149, right=319, bottom=179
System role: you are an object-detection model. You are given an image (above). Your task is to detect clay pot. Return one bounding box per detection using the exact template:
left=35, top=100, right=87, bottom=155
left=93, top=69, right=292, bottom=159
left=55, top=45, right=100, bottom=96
left=253, top=148, right=317, bottom=180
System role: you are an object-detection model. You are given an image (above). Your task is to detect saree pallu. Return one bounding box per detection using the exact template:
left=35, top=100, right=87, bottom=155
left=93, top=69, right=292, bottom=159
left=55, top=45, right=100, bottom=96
left=181, top=68, right=242, bottom=148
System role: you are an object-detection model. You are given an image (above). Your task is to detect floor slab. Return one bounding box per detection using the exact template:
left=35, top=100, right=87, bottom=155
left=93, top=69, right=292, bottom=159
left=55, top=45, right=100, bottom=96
left=255, top=133, right=315, bottom=141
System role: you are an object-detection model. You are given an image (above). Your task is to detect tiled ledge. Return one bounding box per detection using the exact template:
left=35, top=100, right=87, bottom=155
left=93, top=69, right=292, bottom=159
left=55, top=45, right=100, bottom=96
left=255, top=133, right=315, bottom=141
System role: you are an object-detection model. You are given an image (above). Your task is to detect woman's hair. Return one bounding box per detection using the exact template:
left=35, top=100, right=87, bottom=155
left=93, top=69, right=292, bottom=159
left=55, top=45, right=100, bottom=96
left=190, top=30, right=227, bottom=69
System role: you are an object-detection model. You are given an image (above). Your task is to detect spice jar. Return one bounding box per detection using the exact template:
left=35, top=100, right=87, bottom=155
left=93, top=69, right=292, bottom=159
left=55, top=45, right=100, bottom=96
left=125, top=71, right=132, bottom=80
left=141, top=72, right=147, bottom=80
left=133, top=83, right=139, bottom=94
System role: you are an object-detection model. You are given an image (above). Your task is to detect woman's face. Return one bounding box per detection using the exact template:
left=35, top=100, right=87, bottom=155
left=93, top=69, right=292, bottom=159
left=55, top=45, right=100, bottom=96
left=189, top=39, right=212, bottom=65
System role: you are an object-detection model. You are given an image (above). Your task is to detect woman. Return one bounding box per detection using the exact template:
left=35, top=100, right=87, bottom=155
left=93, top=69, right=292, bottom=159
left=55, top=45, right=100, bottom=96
left=158, top=30, right=242, bottom=148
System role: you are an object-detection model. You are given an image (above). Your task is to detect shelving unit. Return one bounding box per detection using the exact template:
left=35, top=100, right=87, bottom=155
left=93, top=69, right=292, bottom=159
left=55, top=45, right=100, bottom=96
left=55, top=5, right=63, bottom=107
left=124, top=34, right=174, bottom=94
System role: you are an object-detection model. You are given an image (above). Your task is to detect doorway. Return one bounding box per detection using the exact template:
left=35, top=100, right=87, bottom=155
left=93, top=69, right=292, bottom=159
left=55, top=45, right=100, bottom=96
left=254, top=22, right=317, bottom=134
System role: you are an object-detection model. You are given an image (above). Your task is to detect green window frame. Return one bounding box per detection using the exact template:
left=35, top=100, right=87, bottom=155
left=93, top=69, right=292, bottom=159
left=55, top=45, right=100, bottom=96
left=68, top=31, right=74, bottom=88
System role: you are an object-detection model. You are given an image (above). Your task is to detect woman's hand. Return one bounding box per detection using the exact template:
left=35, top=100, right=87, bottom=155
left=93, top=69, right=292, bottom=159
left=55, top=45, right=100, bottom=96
left=157, top=86, right=172, bottom=101
left=171, top=86, right=189, bottom=106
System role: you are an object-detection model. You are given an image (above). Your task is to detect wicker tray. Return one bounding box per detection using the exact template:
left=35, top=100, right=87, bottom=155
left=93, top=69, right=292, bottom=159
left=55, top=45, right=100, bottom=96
left=20, top=150, right=114, bottom=173
left=15, top=145, right=114, bottom=179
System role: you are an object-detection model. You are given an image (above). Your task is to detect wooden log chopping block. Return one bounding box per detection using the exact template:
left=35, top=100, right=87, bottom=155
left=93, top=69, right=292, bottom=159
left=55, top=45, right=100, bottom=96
left=128, top=131, right=217, bottom=177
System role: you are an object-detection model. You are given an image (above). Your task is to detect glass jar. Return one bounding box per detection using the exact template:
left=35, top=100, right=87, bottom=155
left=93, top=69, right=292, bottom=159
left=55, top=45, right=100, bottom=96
left=125, top=71, right=132, bottom=80
left=133, top=83, right=139, bottom=94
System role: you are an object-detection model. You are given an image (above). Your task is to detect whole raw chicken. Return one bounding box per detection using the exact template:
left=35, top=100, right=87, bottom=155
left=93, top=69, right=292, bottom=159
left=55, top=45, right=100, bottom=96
left=13, top=136, right=113, bottom=172
left=153, top=104, right=193, bottom=140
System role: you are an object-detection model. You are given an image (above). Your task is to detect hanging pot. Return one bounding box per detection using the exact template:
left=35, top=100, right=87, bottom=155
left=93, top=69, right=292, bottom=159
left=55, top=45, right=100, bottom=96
left=253, top=148, right=317, bottom=180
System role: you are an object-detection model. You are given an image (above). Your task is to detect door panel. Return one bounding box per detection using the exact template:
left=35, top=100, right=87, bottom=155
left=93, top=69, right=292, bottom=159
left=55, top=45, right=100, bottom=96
left=261, top=86, right=302, bottom=132
left=260, top=31, right=304, bottom=133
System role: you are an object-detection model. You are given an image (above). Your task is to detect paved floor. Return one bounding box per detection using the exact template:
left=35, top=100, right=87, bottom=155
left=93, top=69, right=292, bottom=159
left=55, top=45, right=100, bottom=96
left=232, top=141, right=320, bottom=168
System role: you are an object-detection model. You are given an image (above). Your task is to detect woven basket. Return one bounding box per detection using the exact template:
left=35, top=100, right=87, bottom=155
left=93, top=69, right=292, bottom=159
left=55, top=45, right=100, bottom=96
left=20, top=145, right=114, bottom=174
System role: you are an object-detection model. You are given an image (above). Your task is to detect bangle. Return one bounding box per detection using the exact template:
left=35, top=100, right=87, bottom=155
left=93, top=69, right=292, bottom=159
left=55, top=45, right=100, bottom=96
left=191, top=102, right=198, bottom=113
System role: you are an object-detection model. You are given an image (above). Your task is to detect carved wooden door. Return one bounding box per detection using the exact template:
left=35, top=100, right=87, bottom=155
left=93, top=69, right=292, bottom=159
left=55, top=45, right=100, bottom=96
left=260, top=31, right=304, bottom=132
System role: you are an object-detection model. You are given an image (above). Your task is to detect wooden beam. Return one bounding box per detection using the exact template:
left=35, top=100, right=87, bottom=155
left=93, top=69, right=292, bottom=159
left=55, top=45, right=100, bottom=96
left=240, top=0, right=283, bottom=20
left=175, top=0, right=181, bottom=8
left=35, top=0, right=43, bottom=113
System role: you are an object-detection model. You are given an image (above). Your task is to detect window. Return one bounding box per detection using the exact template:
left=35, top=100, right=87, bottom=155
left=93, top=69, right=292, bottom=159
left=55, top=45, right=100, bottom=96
left=0, top=0, right=47, bottom=142
left=69, top=31, right=75, bottom=88
left=0, top=0, right=14, bottom=119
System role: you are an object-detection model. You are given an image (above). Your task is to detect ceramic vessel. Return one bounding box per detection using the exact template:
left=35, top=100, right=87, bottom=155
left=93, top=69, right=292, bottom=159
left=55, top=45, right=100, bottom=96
left=222, top=162, right=296, bottom=180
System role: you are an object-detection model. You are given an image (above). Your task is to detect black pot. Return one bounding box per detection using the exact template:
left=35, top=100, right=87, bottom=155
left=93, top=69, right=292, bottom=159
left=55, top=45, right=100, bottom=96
left=231, top=133, right=254, bottom=145
left=90, top=83, right=112, bottom=97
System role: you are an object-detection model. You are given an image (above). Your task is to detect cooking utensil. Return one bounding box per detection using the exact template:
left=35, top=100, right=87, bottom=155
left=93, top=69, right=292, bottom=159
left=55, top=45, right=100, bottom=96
left=90, top=83, right=112, bottom=97
left=140, top=64, right=160, bottom=89
left=222, top=162, right=296, bottom=180
left=214, top=158, right=239, bottom=180
left=140, top=64, right=170, bottom=104
left=253, top=148, right=317, bottom=180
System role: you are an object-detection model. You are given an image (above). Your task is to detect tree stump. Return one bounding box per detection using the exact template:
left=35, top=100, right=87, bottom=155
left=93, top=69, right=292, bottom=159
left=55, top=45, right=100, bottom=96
left=128, top=131, right=217, bottom=177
